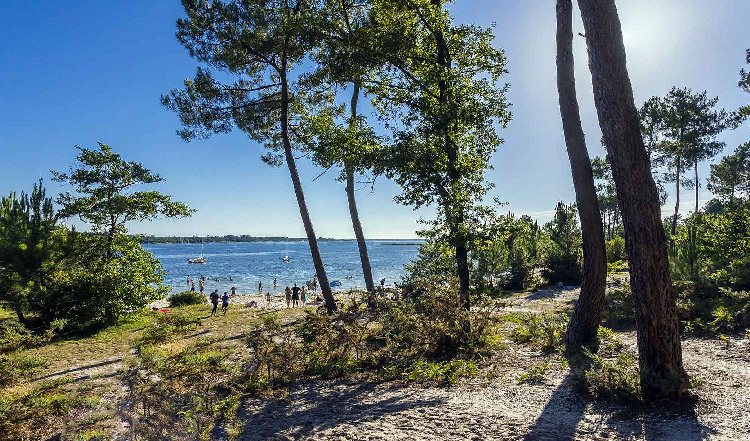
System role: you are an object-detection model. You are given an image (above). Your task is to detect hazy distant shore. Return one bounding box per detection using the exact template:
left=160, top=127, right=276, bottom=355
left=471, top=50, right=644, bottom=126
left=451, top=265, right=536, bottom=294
left=138, top=235, right=422, bottom=244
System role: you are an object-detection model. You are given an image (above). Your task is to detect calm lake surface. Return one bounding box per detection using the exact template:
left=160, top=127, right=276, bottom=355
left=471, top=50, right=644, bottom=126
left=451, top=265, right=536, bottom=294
left=143, top=240, right=420, bottom=294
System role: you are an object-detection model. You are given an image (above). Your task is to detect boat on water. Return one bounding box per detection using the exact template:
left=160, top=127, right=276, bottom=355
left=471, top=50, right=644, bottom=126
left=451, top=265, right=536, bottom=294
left=189, top=242, right=207, bottom=264
left=282, top=255, right=291, bottom=262
left=330, top=280, right=342, bottom=287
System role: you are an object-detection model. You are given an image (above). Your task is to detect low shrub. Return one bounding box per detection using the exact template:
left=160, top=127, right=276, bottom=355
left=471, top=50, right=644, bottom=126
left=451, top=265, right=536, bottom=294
left=509, top=312, right=567, bottom=353
left=137, top=312, right=201, bottom=346
left=168, top=291, right=206, bottom=307
left=573, top=348, right=641, bottom=402
left=401, top=358, right=478, bottom=385
left=601, top=285, right=636, bottom=329
left=517, top=359, right=551, bottom=384
left=606, top=260, right=628, bottom=275
left=0, top=351, right=47, bottom=387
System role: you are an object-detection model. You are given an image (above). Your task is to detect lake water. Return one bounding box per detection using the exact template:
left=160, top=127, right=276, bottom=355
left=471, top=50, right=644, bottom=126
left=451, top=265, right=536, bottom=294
left=143, top=240, right=420, bottom=294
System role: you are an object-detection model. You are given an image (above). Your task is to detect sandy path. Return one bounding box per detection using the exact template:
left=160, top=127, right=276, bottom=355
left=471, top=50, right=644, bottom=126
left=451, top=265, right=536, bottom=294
left=231, top=286, right=750, bottom=441
left=234, top=336, right=749, bottom=440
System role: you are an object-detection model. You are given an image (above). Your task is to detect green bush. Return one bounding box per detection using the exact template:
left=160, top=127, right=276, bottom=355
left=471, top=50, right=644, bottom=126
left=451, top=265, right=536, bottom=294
left=605, top=237, right=626, bottom=263
left=606, top=260, right=628, bottom=275
left=401, top=358, right=478, bottom=384
left=168, top=291, right=206, bottom=307
left=509, top=312, right=567, bottom=353
left=573, top=348, right=641, bottom=402
left=601, top=284, right=636, bottom=329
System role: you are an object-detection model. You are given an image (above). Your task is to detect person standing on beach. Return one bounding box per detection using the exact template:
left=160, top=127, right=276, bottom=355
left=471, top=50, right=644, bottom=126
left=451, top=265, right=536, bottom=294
left=301, top=286, right=307, bottom=306
left=380, top=278, right=386, bottom=289
left=231, top=285, right=236, bottom=296
left=199, top=279, right=205, bottom=294
left=285, top=286, right=291, bottom=308
left=210, top=289, right=220, bottom=317
left=258, top=281, right=263, bottom=294
left=292, top=283, right=301, bottom=307
left=265, top=289, right=271, bottom=308
left=221, top=291, right=230, bottom=315
left=187, top=275, right=191, bottom=287
left=191, top=281, right=196, bottom=292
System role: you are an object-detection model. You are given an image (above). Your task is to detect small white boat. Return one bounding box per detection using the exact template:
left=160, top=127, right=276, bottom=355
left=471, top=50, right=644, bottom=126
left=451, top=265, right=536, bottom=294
left=282, top=255, right=291, bottom=262
left=189, top=242, right=207, bottom=264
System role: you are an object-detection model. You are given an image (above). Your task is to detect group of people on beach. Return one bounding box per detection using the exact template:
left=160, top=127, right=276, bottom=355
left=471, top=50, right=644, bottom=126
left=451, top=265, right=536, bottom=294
left=190, top=273, right=324, bottom=316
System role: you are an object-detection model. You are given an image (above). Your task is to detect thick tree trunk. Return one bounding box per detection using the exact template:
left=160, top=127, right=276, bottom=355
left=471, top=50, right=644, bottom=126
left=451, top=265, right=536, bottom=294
left=577, top=0, right=688, bottom=398
left=280, top=63, right=336, bottom=313
left=556, top=0, right=607, bottom=351
left=347, top=83, right=375, bottom=293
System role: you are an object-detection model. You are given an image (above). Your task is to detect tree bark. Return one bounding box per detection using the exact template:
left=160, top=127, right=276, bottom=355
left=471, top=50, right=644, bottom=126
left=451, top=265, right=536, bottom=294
left=576, top=0, right=688, bottom=398
left=347, top=82, right=375, bottom=293
left=671, top=157, right=681, bottom=237
left=432, top=0, right=470, bottom=310
left=694, top=160, right=699, bottom=213
left=280, top=59, right=336, bottom=313
left=556, top=0, right=607, bottom=351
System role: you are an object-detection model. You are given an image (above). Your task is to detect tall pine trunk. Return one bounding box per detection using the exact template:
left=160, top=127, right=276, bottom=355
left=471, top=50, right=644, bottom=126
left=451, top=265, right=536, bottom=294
left=671, top=156, right=681, bottom=237
left=347, top=82, right=375, bottom=293
left=577, top=0, right=688, bottom=398
left=556, top=0, right=607, bottom=350
left=694, top=160, right=699, bottom=213
left=280, top=60, right=336, bottom=313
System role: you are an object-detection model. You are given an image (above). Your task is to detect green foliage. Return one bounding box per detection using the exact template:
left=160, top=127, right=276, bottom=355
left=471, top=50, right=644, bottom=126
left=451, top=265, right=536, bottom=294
left=543, top=202, right=582, bottom=285
left=509, top=312, right=568, bottom=353
left=639, top=87, right=729, bottom=216
left=0, top=179, right=68, bottom=328
left=574, top=348, right=641, bottom=402
left=601, top=283, right=636, bottom=329
left=124, top=339, right=238, bottom=440
left=401, top=358, right=478, bottom=385
left=516, top=359, right=551, bottom=384
left=0, top=351, right=47, bottom=387
left=168, top=291, right=206, bottom=308
left=52, top=143, right=192, bottom=241
left=0, top=377, right=95, bottom=441
left=48, top=234, right=170, bottom=331
left=708, top=143, right=750, bottom=203
left=0, top=319, right=62, bottom=352
left=138, top=312, right=202, bottom=346
left=606, top=260, right=628, bottom=275
left=605, top=236, right=626, bottom=263
left=677, top=284, right=750, bottom=336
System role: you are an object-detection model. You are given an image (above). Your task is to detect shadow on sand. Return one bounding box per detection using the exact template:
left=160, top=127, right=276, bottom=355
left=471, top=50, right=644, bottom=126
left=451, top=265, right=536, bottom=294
left=524, top=372, right=712, bottom=441
left=224, top=381, right=444, bottom=440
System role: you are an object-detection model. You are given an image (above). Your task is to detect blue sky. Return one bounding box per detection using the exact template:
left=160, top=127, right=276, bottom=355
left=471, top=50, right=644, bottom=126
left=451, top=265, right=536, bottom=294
left=1, top=0, right=748, bottom=239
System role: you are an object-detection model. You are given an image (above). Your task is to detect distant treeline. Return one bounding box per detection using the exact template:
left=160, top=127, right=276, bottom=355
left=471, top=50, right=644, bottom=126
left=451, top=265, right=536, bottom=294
left=137, top=235, right=351, bottom=244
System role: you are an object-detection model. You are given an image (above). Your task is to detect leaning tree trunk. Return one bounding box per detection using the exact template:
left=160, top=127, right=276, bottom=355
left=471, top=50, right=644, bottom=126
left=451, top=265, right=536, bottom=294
left=280, top=61, right=336, bottom=313
left=347, top=82, right=375, bottom=293
left=556, top=0, right=607, bottom=351
left=577, top=0, right=689, bottom=398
